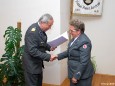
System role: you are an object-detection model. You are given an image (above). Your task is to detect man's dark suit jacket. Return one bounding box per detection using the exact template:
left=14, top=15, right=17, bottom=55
left=58, top=33, right=94, bottom=80
left=22, top=23, right=51, bottom=74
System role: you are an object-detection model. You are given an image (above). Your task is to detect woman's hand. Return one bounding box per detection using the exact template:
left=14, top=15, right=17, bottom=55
left=72, top=77, right=78, bottom=84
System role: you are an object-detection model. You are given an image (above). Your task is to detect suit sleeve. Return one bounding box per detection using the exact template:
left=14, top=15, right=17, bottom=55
left=46, top=43, right=51, bottom=51
left=25, top=31, right=51, bottom=61
left=57, top=50, right=68, bottom=60
left=74, top=42, right=91, bottom=79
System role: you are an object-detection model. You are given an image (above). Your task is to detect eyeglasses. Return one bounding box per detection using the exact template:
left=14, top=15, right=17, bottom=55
left=69, top=29, right=76, bottom=32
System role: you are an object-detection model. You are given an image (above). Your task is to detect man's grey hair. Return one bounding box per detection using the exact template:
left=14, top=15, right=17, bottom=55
left=38, top=13, right=53, bottom=24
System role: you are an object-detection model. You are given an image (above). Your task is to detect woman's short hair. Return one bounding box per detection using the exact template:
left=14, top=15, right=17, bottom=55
left=69, top=19, right=85, bottom=33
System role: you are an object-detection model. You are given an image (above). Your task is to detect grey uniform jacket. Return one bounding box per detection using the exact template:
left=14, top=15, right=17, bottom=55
left=22, top=23, right=51, bottom=74
left=58, top=33, right=94, bottom=80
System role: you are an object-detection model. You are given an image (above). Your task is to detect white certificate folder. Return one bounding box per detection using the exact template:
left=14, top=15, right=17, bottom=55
left=48, top=31, right=69, bottom=47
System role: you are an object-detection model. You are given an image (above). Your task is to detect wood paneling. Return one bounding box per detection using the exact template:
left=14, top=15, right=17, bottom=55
left=43, top=73, right=115, bottom=86
left=92, top=74, right=115, bottom=86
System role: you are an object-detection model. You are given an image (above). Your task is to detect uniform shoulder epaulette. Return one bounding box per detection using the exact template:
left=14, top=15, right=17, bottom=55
left=31, top=28, right=36, bottom=32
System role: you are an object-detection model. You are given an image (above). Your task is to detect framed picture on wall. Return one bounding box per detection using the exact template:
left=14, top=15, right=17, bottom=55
left=72, top=0, right=103, bottom=16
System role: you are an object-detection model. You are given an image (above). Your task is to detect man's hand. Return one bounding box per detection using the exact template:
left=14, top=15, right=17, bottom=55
left=72, top=77, right=78, bottom=84
left=50, top=47, right=57, bottom=51
left=50, top=55, right=58, bottom=61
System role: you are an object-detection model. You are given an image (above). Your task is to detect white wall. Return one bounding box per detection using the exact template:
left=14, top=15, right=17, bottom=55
left=59, top=0, right=71, bottom=84
left=73, top=0, right=115, bottom=75
left=44, top=0, right=71, bottom=84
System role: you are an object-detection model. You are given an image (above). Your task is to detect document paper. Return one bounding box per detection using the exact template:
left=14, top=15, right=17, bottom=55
left=48, top=31, right=69, bottom=47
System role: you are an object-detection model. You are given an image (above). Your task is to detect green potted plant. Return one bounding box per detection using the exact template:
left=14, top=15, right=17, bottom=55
left=91, top=56, right=97, bottom=72
left=0, top=26, right=25, bottom=86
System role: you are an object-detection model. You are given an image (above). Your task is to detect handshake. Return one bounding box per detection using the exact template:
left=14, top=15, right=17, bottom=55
left=49, top=47, right=58, bottom=61
left=50, top=54, right=58, bottom=61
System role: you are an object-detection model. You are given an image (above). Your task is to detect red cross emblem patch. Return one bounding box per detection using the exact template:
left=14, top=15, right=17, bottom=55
left=83, top=44, right=87, bottom=49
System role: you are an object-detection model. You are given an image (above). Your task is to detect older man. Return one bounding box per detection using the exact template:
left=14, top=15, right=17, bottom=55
left=22, top=13, right=56, bottom=86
